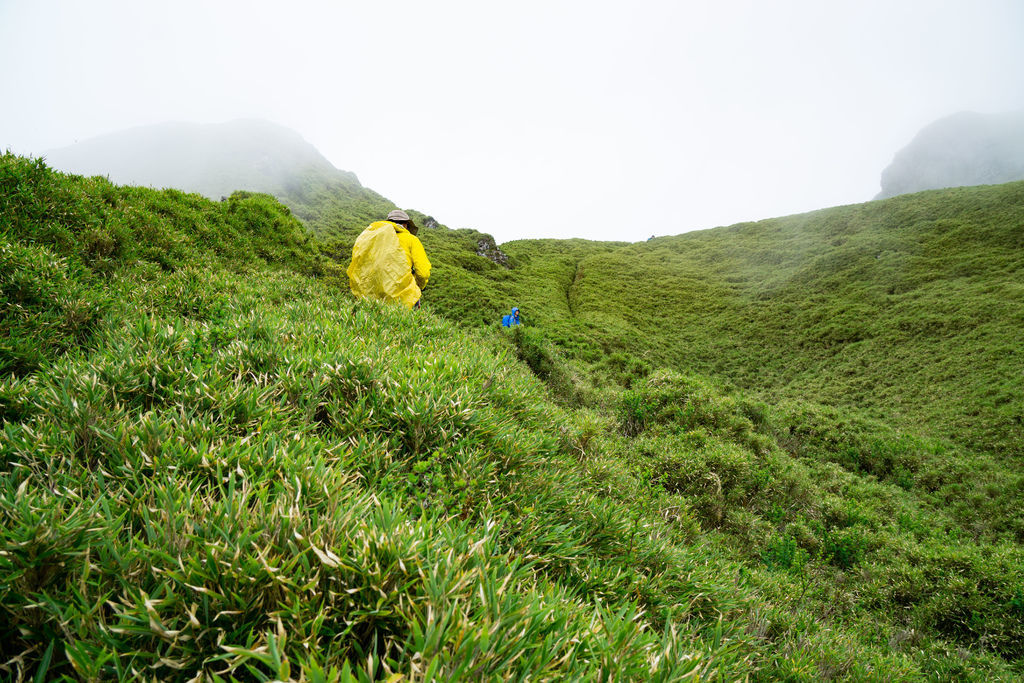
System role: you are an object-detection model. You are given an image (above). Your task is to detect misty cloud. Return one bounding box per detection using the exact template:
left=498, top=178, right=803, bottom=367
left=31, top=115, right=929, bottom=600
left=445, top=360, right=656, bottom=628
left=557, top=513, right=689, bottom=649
left=3, top=0, right=1024, bottom=242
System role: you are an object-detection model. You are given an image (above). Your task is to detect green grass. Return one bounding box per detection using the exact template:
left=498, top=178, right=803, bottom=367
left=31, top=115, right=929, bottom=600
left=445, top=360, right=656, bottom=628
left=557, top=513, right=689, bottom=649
left=3, top=152, right=1024, bottom=680
left=469, top=186, right=1024, bottom=459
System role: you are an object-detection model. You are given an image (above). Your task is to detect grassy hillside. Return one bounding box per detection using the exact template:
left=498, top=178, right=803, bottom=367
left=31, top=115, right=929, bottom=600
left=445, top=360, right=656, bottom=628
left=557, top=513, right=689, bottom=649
left=583, top=186, right=1024, bottom=457
left=273, top=167, right=397, bottom=245
left=435, top=185, right=1024, bottom=460
left=42, top=119, right=403, bottom=254
left=3, top=154, right=1024, bottom=681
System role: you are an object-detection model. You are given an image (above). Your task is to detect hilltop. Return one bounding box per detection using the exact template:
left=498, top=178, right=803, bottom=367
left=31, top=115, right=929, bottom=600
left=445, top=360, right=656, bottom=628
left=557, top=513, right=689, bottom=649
left=43, top=119, right=399, bottom=241
left=877, top=110, right=1024, bottom=199
left=44, top=119, right=358, bottom=200
left=2, top=151, right=1024, bottom=680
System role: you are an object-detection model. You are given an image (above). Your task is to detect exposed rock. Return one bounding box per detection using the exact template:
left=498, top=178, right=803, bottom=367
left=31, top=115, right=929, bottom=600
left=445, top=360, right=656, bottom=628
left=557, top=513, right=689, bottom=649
left=476, top=236, right=510, bottom=268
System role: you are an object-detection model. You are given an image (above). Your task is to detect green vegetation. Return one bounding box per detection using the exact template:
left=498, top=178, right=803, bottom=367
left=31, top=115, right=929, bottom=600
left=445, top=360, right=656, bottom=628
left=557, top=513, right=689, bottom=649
left=427, top=186, right=1024, bottom=461
left=3, top=152, right=1024, bottom=680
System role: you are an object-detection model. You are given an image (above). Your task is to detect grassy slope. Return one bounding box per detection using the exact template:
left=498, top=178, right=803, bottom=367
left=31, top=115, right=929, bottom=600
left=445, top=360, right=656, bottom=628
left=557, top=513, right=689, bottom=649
left=2, top=154, right=1024, bottom=680
left=476, top=184, right=1024, bottom=459
left=276, top=172, right=395, bottom=245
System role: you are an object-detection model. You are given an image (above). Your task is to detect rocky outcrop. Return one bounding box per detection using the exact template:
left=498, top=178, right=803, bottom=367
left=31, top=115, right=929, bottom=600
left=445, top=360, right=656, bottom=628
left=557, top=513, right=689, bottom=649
left=476, top=236, right=510, bottom=268
left=877, top=110, right=1024, bottom=199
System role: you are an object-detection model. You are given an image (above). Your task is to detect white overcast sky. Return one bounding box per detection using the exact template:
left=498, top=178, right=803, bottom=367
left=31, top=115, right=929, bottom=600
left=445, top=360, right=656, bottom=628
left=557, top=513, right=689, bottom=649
left=2, top=0, right=1023, bottom=243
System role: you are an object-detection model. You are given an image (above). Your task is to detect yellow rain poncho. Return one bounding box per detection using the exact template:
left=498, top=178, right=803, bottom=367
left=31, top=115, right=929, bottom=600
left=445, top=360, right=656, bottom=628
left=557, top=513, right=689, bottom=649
left=347, top=221, right=431, bottom=309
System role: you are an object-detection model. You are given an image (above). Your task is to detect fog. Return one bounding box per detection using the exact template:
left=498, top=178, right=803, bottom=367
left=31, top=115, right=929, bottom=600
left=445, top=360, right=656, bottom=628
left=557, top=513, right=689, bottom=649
left=2, top=0, right=1023, bottom=243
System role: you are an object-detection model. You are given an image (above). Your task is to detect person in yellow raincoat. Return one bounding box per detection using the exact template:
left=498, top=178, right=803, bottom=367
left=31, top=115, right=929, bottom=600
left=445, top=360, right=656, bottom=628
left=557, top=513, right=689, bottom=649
left=347, top=209, right=431, bottom=309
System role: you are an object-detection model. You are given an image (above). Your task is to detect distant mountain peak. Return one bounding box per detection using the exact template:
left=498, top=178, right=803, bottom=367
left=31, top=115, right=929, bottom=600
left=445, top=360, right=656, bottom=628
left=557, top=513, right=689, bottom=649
left=876, top=110, right=1024, bottom=199
left=44, top=118, right=361, bottom=199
